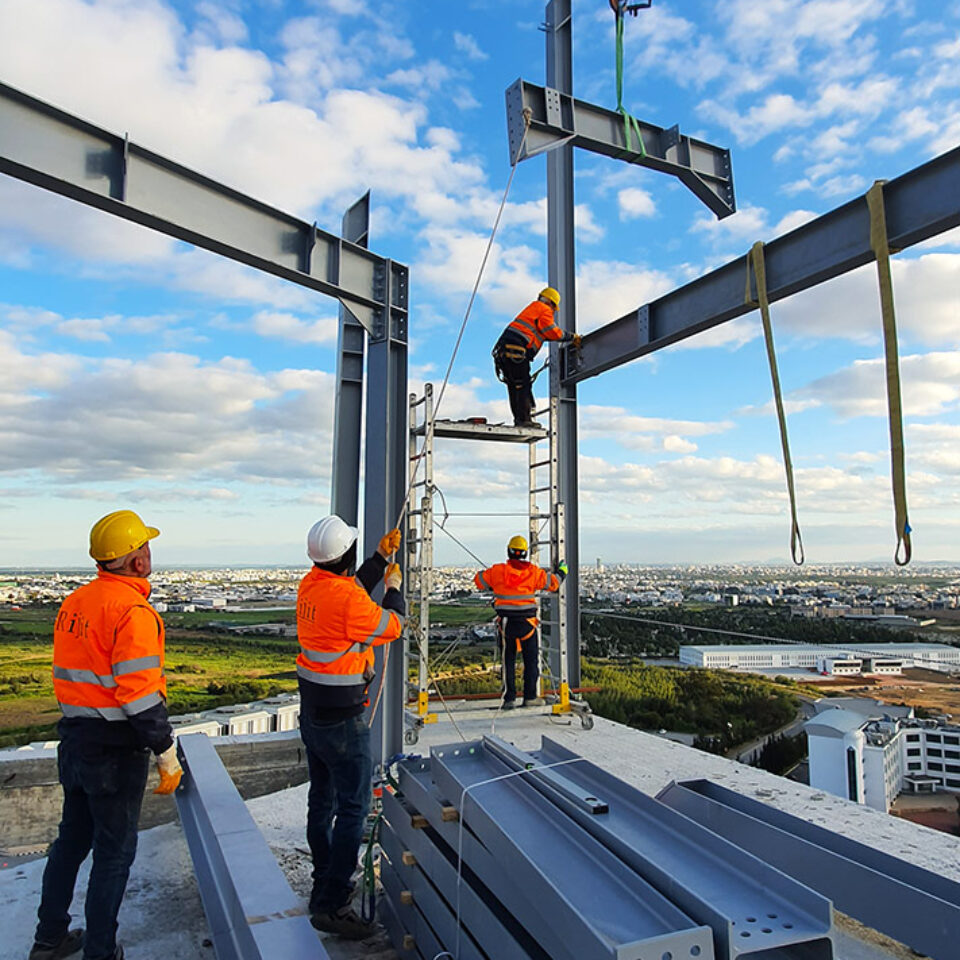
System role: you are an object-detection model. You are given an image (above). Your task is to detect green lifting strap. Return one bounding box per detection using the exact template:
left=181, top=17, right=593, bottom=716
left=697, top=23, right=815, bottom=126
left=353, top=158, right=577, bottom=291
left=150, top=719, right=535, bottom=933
left=866, top=180, right=912, bottom=566
left=745, top=241, right=805, bottom=565
left=614, top=11, right=647, bottom=158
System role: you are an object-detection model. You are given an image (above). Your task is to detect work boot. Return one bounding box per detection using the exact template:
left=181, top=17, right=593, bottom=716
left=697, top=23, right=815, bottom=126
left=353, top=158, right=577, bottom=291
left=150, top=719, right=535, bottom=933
left=523, top=697, right=546, bottom=707
left=310, top=904, right=375, bottom=940
left=501, top=700, right=517, bottom=710
left=28, top=930, right=83, bottom=960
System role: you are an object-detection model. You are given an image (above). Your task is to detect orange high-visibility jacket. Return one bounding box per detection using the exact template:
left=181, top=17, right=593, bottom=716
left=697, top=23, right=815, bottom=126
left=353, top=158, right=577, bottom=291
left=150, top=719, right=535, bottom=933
left=506, top=301, right=565, bottom=354
left=474, top=560, right=560, bottom=618
left=52, top=572, right=166, bottom=722
left=296, top=568, right=404, bottom=707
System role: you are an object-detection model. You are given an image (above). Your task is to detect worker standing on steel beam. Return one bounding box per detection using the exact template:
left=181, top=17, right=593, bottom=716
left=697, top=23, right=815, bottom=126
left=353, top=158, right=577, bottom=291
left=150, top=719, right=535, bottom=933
left=296, top=516, right=404, bottom=940
left=31, top=510, right=181, bottom=960
left=474, top=536, right=566, bottom=708
left=493, top=287, right=581, bottom=426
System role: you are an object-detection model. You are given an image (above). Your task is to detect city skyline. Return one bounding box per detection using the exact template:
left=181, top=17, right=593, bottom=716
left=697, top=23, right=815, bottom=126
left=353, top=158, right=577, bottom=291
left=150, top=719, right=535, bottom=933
left=1, top=0, right=958, bottom=566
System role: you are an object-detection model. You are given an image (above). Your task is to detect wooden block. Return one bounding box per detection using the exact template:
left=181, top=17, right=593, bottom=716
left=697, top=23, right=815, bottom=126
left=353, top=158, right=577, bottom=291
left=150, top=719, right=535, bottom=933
left=440, top=805, right=459, bottom=822
left=400, top=889, right=414, bottom=905
left=410, top=814, right=429, bottom=829
left=402, top=934, right=415, bottom=950
left=401, top=850, right=417, bottom=866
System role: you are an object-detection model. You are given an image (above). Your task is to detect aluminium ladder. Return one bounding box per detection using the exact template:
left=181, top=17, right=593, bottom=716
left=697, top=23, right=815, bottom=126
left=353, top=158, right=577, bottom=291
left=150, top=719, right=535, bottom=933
left=404, top=382, right=592, bottom=744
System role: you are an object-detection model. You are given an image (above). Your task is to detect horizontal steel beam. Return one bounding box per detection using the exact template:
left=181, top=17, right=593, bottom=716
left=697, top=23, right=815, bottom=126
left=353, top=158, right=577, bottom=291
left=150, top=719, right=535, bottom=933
left=525, top=738, right=833, bottom=960
left=564, top=143, right=960, bottom=383
left=174, top=734, right=324, bottom=960
left=427, top=742, right=715, bottom=960
left=658, top=778, right=960, bottom=960
left=506, top=78, right=735, bottom=218
left=0, top=81, right=407, bottom=333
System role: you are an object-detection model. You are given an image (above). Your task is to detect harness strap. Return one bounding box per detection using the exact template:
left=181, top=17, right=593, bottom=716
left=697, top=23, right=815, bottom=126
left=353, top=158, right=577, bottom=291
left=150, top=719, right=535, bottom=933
left=745, top=240, right=804, bottom=565
left=866, top=180, right=912, bottom=566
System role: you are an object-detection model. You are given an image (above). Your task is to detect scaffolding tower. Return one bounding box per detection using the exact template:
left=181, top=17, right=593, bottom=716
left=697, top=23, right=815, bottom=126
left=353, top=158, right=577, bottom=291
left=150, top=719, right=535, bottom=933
left=403, top=381, right=593, bottom=744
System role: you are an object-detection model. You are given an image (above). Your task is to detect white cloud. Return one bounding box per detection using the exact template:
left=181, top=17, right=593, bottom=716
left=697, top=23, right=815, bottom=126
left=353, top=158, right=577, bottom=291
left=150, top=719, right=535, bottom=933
left=617, top=188, right=656, bottom=220
left=250, top=310, right=338, bottom=345
left=452, top=32, right=488, bottom=62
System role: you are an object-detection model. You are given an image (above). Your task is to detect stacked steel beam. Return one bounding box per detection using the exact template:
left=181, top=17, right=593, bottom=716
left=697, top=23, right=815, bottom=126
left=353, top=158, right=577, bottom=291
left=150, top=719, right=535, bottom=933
left=379, top=736, right=835, bottom=960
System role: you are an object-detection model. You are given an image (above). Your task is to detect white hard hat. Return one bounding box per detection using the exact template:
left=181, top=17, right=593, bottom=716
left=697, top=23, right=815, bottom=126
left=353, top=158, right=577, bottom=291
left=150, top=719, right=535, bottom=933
left=306, top=515, right=359, bottom=563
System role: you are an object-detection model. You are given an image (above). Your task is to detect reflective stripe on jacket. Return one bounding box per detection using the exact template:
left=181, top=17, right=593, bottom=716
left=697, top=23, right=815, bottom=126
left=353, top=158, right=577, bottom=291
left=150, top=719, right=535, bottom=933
left=296, top=567, right=404, bottom=708
left=474, top=560, right=560, bottom=617
left=506, top=301, right=565, bottom=354
left=52, top=572, right=166, bottom=722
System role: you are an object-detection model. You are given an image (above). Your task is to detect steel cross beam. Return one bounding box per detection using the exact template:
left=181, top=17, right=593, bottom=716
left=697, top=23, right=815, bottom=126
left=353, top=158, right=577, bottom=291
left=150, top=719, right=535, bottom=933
left=507, top=78, right=735, bottom=219
left=0, top=80, right=405, bottom=333
left=564, top=143, right=960, bottom=384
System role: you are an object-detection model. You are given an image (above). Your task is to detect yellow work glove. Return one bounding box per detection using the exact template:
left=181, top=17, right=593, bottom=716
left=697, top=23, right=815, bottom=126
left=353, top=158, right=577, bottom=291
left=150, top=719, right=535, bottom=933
left=571, top=333, right=582, bottom=349
left=384, top=563, right=402, bottom=591
left=153, top=743, right=183, bottom=795
left=378, top=528, right=401, bottom=559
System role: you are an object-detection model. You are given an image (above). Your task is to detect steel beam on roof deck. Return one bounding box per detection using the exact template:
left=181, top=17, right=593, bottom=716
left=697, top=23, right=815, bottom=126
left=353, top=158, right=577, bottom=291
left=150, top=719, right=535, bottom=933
left=426, top=742, right=715, bottom=960
left=381, top=855, right=443, bottom=960
left=381, top=787, right=548, bottom=960
left=506, top=78, right=735, bottom=219
left=174, top=734, right=325, bottom=960
left=658, top=778, right=960, bottom=960
left=563, top=144, right=960, bottom=385
left=396, top=758, right=577, bottom=960
left=331, top=193, right=370, bottom=526
left=507, top=737, right=834, bottom=960
left=0, top=81, right=404, bottom=333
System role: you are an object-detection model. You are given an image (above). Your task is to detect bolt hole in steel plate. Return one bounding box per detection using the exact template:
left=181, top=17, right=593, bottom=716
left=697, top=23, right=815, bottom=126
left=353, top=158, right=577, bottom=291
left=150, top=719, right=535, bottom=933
left=740, top=932, right=751, bottom=938
left=690, top=949, right=701, bottom=958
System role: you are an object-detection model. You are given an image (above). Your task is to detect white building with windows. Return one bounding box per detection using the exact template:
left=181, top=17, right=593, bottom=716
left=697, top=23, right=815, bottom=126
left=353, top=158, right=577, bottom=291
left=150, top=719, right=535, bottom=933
left=679, top=642, right=959, bottom=673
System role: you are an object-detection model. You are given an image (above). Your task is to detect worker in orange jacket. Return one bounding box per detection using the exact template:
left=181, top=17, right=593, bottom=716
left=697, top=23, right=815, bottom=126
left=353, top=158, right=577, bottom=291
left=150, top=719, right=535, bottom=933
left=296, top=515, right=405, bottom=940
left=31, top=510, right=181, bottom=960
left=474, top=535, right=566, bottom=708
left=493, top=287, right=580, bottom=426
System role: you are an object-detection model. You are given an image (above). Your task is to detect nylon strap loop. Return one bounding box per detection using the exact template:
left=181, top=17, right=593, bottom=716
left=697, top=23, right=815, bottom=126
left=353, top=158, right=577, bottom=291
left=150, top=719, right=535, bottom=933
left=866, top=180, right=912, bottom=565
left=745, top=241, right=805, bottom=565
left=615, top=13, right=647, bottom=158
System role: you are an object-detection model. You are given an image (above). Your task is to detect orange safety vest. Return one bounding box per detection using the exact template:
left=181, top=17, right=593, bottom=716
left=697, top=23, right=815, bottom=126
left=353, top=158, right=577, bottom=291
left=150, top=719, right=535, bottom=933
left=52, top=572, right=166, bottom=722
left=506, top=301, right=565, bottom=354
left=296, top=568, right=404, bottom=705
left=473, top=560, right=560, bottom=618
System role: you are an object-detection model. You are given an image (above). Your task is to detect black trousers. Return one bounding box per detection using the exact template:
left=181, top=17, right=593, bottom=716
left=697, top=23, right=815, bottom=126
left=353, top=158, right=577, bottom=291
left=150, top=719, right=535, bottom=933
left=494, top=340, right=534, bottom=424
left=498, top=616, right=539, bottom=702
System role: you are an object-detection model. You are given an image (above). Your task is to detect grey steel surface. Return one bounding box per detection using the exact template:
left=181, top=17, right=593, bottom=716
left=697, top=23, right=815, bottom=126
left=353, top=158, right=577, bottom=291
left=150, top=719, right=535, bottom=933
left=174, top=734, right=325, bottom=960
left=507, top=78, right=735, bottom=219
left=331, top=193, right=370, bottom=526
left=364, top=257, right=410, bottom=766
left=396, top=759, right=584, bottom=960
left=381, top=788, right=545, bottom=960
left=427, top=742, right=715, bottom=960
left=522, top=738, right=834, bottom=960
left=658, top=778, right=960, bottom=960
left=378, top=891, right=420, bottom=960
left=412, top=418, right=547, bottom=442
left=380, top=854, right=445, bottom=960
left=0, top=81, right=404, bottom=334
left=546, top=0, right=581, bottom=692
left=565, top=144, right=960, bottom=384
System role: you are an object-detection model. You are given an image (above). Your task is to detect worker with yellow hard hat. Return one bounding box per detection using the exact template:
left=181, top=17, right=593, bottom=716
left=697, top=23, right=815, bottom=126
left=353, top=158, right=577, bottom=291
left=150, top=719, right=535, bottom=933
left=492, top=287, right=581, bottom=427
left=473, top=535, right=567, bottom=709
left=31, top=510, right=180, bottom=960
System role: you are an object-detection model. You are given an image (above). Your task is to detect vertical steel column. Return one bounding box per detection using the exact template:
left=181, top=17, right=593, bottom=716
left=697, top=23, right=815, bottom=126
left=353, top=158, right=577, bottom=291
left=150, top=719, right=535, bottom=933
left=546, top=0, right=581, bottom=688
left=417, top=385, right=435, bottom=718
left=364, top=260, right=409, bottom=766
left=331, top=193, right=370, bottom=524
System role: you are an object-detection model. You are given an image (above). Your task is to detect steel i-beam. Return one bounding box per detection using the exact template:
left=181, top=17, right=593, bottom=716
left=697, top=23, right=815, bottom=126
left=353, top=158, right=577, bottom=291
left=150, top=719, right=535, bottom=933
left=658, top=778, right=960, bottom=960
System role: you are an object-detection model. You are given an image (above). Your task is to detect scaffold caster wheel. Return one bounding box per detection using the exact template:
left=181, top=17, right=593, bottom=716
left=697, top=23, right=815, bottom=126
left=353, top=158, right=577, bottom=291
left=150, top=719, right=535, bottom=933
left=581, top=714, right=594, bottom=731
left=404, top=729, right=419, bottom=746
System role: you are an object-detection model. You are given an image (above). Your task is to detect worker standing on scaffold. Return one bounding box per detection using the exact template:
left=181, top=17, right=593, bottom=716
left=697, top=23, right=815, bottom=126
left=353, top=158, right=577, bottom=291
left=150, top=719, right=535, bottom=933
left=492, top=287, right=580, bottom=426
left=474, top=535, right=566, bottom=708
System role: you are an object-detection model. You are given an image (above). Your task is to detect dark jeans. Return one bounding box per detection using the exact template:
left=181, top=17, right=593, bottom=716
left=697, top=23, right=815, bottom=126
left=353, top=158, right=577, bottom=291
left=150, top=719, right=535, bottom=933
left=299, top=712, right=372, bottom=914
left=494, top=343, right=534, bottom=424
left=499, top=617, right=539, bottom=702
left=35, top=740, right=149, bottom=960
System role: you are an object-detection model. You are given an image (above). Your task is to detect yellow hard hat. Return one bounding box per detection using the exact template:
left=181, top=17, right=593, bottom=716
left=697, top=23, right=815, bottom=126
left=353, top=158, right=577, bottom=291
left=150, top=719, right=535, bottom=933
left=89, top=510, right=160, bottom=561
left=508, top=535, right=529, bottom=553
left=539, top=287, right=561, bottom=308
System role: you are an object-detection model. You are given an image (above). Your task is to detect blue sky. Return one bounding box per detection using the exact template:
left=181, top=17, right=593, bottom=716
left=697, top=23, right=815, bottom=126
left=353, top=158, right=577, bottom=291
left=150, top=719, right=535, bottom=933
left=0, top=0, right=958, bottom=568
